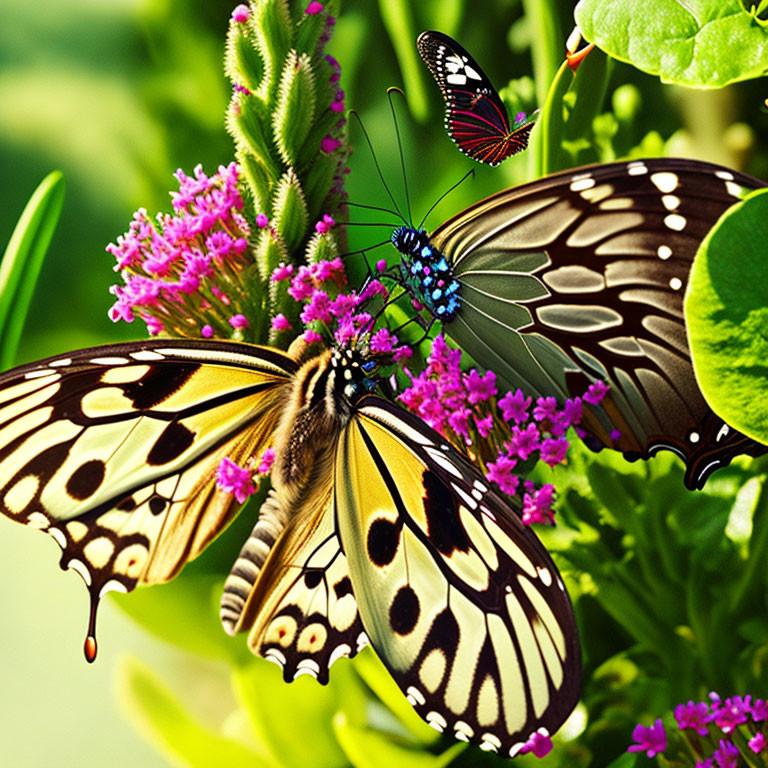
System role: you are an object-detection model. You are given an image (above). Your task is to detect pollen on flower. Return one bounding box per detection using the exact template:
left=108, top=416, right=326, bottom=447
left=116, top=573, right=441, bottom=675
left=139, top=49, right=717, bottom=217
left=107, top=163, right=255, bottom=340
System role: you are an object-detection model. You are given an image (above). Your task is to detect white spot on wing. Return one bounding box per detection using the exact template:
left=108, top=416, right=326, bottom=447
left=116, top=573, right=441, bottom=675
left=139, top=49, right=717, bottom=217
left=67, top=558, right=92, bottom=586
left=27, top=512, right=49, bottom=530
left=99, top=579, right=128, bottom=598
left=130, top=350, right=165, bottom=361
left=426, top=711, right=447, bottom=732
left=669, top=277, right=683, bottom=290
left=537, top=566, right=553, bottom=586
left=89, top=357, right=130, bottom=365
left=657, top=245, right=672, bottom=260
left=664, top=214, right=687, bottom=231
left=24, top=369, right=59, bottom=380
left=570, top=177, right=595, bottom=192
left=688, top=431, right=700, bottom=444
left=48, top=527, right=66, bottom=548
left=715, top=170, right=734, bottom=181
left=650, top=172, right=679, bottom=193
left=49, top=358, right=72, bottom=367
left=716, top=424, right=729, bottom=442
left=662, top=194, right=680, bottom=210
left=407, top=686, right=426, bottom=706
left=627, top=162, right=648, bottom=175
left=329, top=644, right=351, bottom=668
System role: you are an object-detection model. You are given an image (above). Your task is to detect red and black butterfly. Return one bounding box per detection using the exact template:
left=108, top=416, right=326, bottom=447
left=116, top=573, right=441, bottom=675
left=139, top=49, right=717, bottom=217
left=417, top=30, right=535, bottom=167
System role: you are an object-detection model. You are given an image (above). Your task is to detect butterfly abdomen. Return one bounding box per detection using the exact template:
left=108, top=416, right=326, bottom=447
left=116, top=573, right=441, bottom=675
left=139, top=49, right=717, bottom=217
left=391, top=226, right=460, bottom=320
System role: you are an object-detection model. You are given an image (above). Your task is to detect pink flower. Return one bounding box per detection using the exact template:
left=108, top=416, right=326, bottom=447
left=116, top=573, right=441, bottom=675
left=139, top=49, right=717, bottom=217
left=749, top=733, right=766, bottom=754
left=674, top=700, right=710, bottom=736
left=475, top=414, right=494, bottom=438
left=584, top=379, right=610, bottom=405
left=370, top=328, right=396, bottom=354
left=533, top=396, right=557, bottom=422
left=201, top=324, right=213, bottom=338
left=256, top=213, right=269, bottom=228
left=627, top=719, right=666, bottom=759
left=518, top=731, right=552, bottom=758
left=330, top=99, right=345, bottom=112
left=713, top=739, right=739, bottom=768
left=712, top=696, right=752, bottom=733
left=447, top=407, right=471, bottom=439
left=231, top=4, right=249, bottom=23
left=271, top=314, right=291, bottom=331
left=271, top=262, right=295, bottom=282
left=321, top=135, right=341, bottom=153
left=522, top=485, right=556, bottom=525
left=498, top=389, right=531, bottom=423
left=506, top=423, right=541, bottom=461
left=216, top=457, right=256, bottom=504
left=486, top=456, right=519, bottom=496
left=610, top=429, right=622, bottom=443
left=229, top=314, right=249, bottom=329
left=464, top=369, right=497, bottom=404
left=305, top=1, right=324, bottom=13
left=256, top=448, right=275, bottom=475
left=376, top=259, right=388, bottom=272
left=393, top=345, right=413, bottom=363
left=302, top=329, right=323, bottom=344
left=540, top=437, right=569, bottom=467
left=300, top=290, right=332, bottom=324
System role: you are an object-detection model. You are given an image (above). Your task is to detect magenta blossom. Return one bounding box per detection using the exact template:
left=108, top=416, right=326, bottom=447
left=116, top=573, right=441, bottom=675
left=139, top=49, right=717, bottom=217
left=627, top=719, right=666, bottom=758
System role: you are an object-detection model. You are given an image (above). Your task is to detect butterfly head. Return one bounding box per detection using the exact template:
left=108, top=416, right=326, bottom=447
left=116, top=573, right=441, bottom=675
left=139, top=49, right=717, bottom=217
left=391, top=226, right=460, bottom=321
left=330, top=346, right=379, bottom=402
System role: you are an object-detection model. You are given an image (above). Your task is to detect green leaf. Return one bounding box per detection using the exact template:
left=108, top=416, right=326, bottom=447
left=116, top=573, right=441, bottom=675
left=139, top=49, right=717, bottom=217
left=521, top=0, right=563, bottom=107
left=225, top=15, right=265, bottom=93
left=255, top=0, right=293, bottom=99
left=377, top=0, right=429, bottom=121
left=333, top=713, right=465, bottom=768
left=116, top=656, right=273, bottom=768
left=352, top=649, right=440, bottom=745
left=113, top=574, right=251, bottom=666
left=685, top=187, right=768, bottom=445
left=273, top=51, right=317, bottom=167
left=233, top=658, right=366, bottom=768
left=575, top=0, right=768, bottom=87
left=0, top=171, right=65, bottom=370
left=603, top=752, right=641, bottom=768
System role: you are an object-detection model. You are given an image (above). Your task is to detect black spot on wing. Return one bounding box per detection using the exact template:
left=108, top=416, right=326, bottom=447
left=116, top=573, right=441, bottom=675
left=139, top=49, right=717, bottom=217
left=149, top=496, right=166, bottom=515
left=367, top=518, right=401, bottom=567
left=146, top=421, right=195, bottom=465
left=304, top=569, right=323, bottom=589
left=334, top=576, right=352, bottom=598
left=122, top=363, right=200, bottom=410
left=390, top=585, right=420, bottom=635
left=66, top=459, right=106, bottom=501
left=116, top=496, right=136, bottom=511
left=422, top=470, right=470, bottom=554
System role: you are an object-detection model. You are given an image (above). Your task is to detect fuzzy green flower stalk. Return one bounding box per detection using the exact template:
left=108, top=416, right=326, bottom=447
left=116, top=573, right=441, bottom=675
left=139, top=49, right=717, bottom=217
left=225, top=0, right=349, bottom=342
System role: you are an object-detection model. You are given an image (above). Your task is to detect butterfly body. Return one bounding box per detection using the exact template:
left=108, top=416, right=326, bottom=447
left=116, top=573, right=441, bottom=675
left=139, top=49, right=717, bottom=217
left=389, top=158, right=768, bottom=488
left=391, top=226, right=460, bottom=319
left=0, top=338, right=580, bottom=757
left=417, top=30, right=534, bottom=166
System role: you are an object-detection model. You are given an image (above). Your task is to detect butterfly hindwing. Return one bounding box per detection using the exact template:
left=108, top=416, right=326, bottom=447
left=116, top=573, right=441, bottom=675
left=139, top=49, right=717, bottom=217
left=0, top=339, right=296, bottom=650
left=335, top=396, right=580, bottom=756
left=222, top=489, right=366, bottom=684
left=417, top=30, right=532, bottom=166
left=428, top=158, right=768, bottom=487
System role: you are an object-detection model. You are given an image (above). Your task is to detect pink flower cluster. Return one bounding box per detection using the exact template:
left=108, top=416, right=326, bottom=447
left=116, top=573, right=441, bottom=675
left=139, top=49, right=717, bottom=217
left=629, top=692, right=768, bottom=766
left=399, top=335, right=605, bottom=525
left=270, top=257, right=411, bottom=360
left=107, top=163, right=257, bottom=340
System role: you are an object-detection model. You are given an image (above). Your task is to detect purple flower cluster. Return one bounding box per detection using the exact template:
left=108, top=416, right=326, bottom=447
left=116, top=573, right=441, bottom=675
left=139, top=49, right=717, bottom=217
left=215, top=448, right=274, bottom=504
left=629, top=692, right=768, bottom=766
left=399, top=335, right=606, bottom=525
left=107, top=163, right=257, bottom=339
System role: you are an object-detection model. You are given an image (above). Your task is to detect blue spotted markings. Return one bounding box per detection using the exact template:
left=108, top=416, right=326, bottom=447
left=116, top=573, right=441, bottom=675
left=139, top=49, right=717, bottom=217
left=390, top=227, right=460, bottom=321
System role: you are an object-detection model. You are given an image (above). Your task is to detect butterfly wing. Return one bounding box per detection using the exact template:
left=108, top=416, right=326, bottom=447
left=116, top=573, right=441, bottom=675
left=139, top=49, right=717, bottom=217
left=0, top=339, right=296, bottom=655
left=335, top=395, right=580, bottom=756
left=417, top=30, right=530, bottom=166
left=221, top=488, right=366, bottom=684
left=430, top=158, right=768, bottom=488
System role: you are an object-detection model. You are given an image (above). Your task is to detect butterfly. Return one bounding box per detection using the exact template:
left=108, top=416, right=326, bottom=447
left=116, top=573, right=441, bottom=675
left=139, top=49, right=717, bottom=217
left=0, top=336, right=580, bottom=758
left=417, top=30, right=535, bottom=166
left=388, top=158, right=768, bottom=489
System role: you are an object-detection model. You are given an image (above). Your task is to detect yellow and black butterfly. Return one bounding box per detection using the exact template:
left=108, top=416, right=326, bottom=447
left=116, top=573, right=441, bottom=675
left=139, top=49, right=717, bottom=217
left=0, top=336, right=579, bottom=757
left=389, top=158, right=768, bottom=489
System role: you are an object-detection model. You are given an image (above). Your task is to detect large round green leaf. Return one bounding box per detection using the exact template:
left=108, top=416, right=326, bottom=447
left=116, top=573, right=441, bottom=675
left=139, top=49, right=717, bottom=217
left=685, top=187, right=768, bottom=445
left=575, top=0, right=768, bottom=87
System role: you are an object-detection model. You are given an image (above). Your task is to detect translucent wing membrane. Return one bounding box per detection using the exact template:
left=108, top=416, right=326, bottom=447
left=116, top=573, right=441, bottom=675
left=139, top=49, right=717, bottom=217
left=0, top=340, right=295, bottom=657
left=337, top=397, right=580, bottom=757
left=428, top=158, right=768, bottom=488
left=417, top=30, right=533, bottom=166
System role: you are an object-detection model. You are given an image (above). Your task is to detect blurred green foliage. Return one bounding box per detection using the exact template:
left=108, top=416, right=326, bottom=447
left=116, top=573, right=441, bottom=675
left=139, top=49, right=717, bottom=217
left=3, top=0, right=768, bottom=766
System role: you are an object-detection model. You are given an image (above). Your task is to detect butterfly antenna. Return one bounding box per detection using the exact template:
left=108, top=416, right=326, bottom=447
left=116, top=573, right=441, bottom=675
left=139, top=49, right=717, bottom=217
left=418, top=168, right=475, bottom=230
left=345, top=201, right=402, bottom=217
left=350, top=110, right=408, bottom=226
left=387, top=87, right=414, bottom=227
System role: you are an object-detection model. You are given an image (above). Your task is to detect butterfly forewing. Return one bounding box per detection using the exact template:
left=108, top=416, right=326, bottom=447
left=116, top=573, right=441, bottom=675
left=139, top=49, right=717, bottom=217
left=0, top=339, right=296, bottom=653
left=417, top=30, right=532, bottom=166
left=428, top=158, right=768, bottom=488
left=336, top=396, right=580, bottom=756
